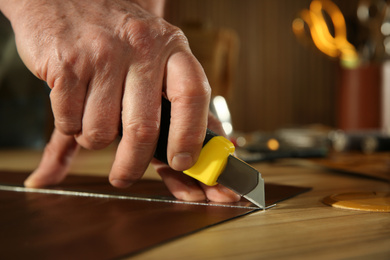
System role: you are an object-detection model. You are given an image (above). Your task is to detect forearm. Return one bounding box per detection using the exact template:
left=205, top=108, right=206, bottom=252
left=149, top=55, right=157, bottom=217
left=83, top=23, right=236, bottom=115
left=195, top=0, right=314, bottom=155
left=0, top=0, right=166, bottom=24
left=136, top=0, right=165, bottom=17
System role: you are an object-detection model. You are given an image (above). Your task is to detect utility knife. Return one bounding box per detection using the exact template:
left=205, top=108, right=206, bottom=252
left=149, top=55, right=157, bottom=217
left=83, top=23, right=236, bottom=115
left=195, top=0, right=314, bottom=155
left=154, top=98, right=265, bottom=208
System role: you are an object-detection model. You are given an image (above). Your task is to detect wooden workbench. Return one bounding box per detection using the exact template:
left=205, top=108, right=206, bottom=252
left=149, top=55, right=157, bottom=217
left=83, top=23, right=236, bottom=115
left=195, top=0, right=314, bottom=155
left=0, top=147, right=389, bottom=259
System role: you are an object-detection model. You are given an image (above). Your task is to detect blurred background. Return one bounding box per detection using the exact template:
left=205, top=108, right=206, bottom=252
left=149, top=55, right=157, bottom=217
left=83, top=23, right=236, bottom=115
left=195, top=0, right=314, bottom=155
left=165, top=0, right=363, bottom=133
left=0, top=13, right=50, bottom=149
left=0, top=0, right=387, bottom=153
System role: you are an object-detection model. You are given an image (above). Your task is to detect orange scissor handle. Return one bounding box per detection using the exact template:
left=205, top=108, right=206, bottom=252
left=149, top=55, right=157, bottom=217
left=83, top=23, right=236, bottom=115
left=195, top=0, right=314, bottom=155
left=293, top=0, right=359, bottom=68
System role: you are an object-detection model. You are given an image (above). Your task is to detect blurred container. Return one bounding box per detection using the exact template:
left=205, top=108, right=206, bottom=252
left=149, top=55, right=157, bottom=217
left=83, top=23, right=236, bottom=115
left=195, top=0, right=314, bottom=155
left=382, top=60, right=390, bottom=132
left=337, top=63, right=381, bottom=130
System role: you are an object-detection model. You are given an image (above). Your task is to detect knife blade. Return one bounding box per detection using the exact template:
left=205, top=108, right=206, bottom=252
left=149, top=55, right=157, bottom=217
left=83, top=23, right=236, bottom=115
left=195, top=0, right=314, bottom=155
left=154, top=98, right=265, bottom=209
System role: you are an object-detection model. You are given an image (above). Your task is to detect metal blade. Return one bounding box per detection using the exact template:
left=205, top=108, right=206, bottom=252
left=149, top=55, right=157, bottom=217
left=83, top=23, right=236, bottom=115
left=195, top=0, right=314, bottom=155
left=217, top=155, right=265, bottom=208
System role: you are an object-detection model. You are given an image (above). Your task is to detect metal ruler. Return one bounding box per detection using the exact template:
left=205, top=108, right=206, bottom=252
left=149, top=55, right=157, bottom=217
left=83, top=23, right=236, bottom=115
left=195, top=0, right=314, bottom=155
left=0, top=184, right=261, bottom=209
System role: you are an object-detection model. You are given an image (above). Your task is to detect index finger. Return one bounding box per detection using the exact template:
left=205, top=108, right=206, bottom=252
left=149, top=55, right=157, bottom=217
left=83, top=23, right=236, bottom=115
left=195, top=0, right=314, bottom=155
left=165, top=51, right=211, bottom=171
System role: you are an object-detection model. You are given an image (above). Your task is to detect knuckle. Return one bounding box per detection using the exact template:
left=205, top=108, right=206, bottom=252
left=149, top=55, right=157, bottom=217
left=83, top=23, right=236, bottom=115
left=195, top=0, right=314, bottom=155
left=50, top=94, right=83, bottom=135
left=54, top=120, right=81, bottom=136
left=195, top=81, right=212, bottom=98
left=117, top=16, right=188, bottom=59
left=54, top=49, right=79, bottom=74
left=171, top=76, right=211, bottom=101
left=118, top=17, right=153, bottom=50
left=174, top=126, right=205, bottom=147
left=81, top=129, right=117, bottom=150
left=170, top=59, right=212, bottom=99
left=170, top=89, right=211, bottom=114
left=89, top=33, right=117, bottom=66
left=123, top=120, right=160, bottom=147
left=46, top=50, right=83, bottom=89
left=128, top=19, right=151, bottom=42
left=164, top=26, right=189, bottom=47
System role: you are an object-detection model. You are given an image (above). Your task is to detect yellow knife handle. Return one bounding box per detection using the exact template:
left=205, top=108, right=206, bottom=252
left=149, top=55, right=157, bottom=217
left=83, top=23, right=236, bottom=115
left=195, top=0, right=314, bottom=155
left=154, top=98, right=235, bottom=186
left=184, top=136, right=235, bottom=186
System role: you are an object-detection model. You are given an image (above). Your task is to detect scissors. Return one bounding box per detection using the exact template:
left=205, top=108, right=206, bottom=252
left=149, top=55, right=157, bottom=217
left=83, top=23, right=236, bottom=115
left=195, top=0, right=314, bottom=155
left=293, top=0, right=360, bottom=68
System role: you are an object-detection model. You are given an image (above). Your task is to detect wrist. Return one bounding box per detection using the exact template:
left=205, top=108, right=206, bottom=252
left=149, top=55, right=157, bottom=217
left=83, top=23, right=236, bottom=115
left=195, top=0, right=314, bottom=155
left=134, top=0, right=165, bottom=17
left=0, top=0, right=26, bottom=22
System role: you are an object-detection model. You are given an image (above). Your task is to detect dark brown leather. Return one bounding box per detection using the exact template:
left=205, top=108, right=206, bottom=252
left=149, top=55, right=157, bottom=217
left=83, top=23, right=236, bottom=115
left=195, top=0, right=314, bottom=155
left=0, top=171, right=310, bottom=259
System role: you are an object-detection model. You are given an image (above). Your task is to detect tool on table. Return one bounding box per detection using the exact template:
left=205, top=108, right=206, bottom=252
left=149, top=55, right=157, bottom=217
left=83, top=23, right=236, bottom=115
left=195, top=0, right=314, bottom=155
left=233, top=127, right=329, bottom=163
left=154, top=98, right=265, bottom=209
left=329, top=129, right=390, bottom=153
left=357, top=0, right=390, bottom=61
left=292, top=0, right=360, bottom=68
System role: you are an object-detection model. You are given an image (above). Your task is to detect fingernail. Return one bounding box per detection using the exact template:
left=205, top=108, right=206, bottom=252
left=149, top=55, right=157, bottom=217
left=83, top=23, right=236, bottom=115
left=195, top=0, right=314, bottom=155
left=172, top=152, right=193, bottom=171
left=24, top=178, right=34, bottom=188
left=24, top=171, right=40, bottom=188
left=111, top=179, right=132, bottom=188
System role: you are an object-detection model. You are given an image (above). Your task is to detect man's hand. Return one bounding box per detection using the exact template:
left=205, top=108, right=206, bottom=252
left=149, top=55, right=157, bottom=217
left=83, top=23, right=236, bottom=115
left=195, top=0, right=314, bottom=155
left=2, top=0, right=209, bottom=184
left=25, top=112, right=240, bottom=202
left=1, top=0, right=240, bottom=202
